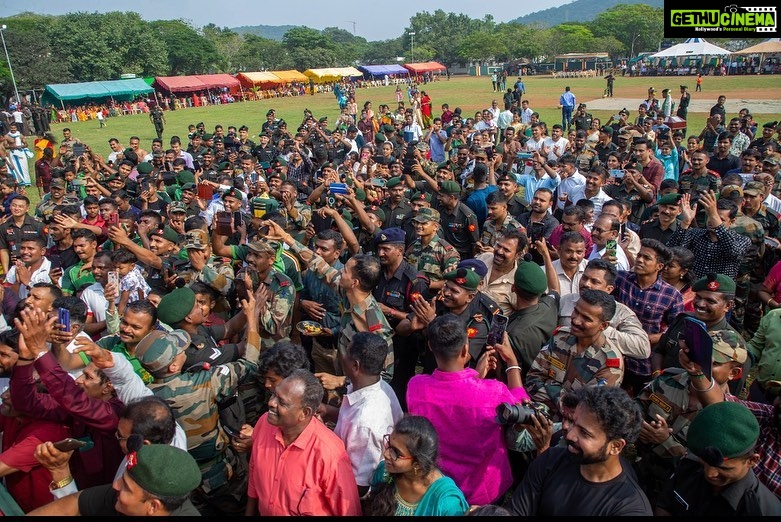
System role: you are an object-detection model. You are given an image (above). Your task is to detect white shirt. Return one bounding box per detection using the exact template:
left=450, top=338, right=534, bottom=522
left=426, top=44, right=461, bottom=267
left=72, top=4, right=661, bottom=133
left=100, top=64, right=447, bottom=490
left=765, top=193, right=781, bottom=215
left=525, top=137, right=545, bottom=152
left=81, top=282, right=118, bottom=326
left=333, top=379, right=403, bottom=487
left=588, top=243, right=630, bottom=271
left=521, top=108, right=533, bottom=125
left=567, top=186, right=612, bottom=216
left=5, top=258, right=53, bottom=299
left=556, top=170, right=586, bottom=210
left=543, top=136, right=570, bottom=162
left=549, top=258, right=587, bottom=297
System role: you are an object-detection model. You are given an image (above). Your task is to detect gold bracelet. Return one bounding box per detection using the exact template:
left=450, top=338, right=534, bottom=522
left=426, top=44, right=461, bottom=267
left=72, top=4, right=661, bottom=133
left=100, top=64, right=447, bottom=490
left=49, top=476, right=74, bottom=490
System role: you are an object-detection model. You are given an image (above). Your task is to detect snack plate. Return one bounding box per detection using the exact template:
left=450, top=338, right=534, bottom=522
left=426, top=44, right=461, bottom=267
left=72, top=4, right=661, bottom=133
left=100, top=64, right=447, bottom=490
left=296, top=320, right=323, bottom=336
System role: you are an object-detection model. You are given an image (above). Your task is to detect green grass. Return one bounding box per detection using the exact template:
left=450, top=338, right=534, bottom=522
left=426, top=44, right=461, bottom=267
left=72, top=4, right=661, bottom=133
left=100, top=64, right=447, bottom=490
left=24, top=73, right=781, bottom=208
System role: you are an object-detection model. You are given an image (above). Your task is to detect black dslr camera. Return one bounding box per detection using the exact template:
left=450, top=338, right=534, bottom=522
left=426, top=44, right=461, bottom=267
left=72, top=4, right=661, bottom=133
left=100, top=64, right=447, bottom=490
left=495, top=401, right=551, bottom=425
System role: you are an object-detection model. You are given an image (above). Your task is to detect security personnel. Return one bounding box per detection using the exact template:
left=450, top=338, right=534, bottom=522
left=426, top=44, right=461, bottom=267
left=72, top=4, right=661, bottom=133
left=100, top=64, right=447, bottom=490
left=136, top=323, right=260, bottom=515
left=34, top=178, right=79, bottom=222
left=401, top=191, right=433, bottom=248
left=437, top=180, right=480, bottom=260
left=179, top=229, right=235, bottom=315
left=0, top=194, right=46, bottom=272
left=372, top=227, right=429, bottom=409
left=380, top=176, right=413, bottom=228
left=147, top=225, right=186, bottom=292
left=244, top=239, right=295, bottom=350
left=405, top=207, right=460, bottom=292
left=656, top=402, right=781, bottom=516
left=634, top=330, right=747, bottom=506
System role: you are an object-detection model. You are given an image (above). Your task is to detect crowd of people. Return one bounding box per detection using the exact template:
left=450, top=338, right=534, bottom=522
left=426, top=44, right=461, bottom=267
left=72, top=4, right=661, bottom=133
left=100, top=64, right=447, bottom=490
left=0, top=83, right=778, bottom=516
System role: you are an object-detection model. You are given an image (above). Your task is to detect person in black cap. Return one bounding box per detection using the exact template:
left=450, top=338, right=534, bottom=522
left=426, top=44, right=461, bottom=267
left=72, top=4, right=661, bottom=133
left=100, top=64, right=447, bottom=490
left=372, top=227, right=429, bottom=409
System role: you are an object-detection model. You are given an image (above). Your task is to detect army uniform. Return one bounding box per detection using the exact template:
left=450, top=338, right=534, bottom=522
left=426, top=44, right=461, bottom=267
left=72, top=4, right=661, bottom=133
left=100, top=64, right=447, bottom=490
left=289, top=239, right=395, bottom=382
left=604, top=180, right=655, bottom=227
left=571, top=146, right=598, bottom=173
left=730, top=213, right=765, bottom=336
left=0, top=213, right=47, bottom=264
left=380, top=198, right=413, bottom=229
left=280, top=200, right=312, bottom=235
left=144, top=330, right=260, bottom=514
left=432, top=290, right=501, bottom=366
left=525, top=327, right=624, bottom=421
left=257, top=269, right=296, bottom=350
left=229, top=244, right=304, bottom=294
left=34, top=194, right=80, bottom=222
left=440, top=202, right=480, bottom=260
left=507, top=193, right=530, bottom=219
left=480, top=213, right=523, bottom=249
left=405, top=233, right=460, bottom=289
left=150, top=106, right=165, bottom=139
left=654, top=314, right=745, bottom=374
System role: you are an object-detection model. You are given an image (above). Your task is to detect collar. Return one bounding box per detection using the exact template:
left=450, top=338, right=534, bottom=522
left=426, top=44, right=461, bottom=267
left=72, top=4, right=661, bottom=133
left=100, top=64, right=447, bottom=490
left=343, top=379, right=383, bottom=406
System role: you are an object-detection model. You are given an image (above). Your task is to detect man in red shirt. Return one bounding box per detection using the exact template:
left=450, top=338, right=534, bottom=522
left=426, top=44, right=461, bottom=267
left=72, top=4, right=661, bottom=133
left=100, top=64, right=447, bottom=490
left=633, top=138, right=664, bottom=192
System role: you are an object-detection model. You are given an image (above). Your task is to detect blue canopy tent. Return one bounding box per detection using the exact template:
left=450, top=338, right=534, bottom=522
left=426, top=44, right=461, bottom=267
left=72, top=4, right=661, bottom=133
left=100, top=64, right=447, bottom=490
left=358, top=64, right=410, bottom=79
left=42, top=78, right=154, bottom=108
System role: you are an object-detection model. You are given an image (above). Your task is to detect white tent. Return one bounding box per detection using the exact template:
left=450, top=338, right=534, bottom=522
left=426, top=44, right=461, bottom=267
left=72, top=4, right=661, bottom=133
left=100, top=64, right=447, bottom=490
left=650, top=38, right=730, bottom=58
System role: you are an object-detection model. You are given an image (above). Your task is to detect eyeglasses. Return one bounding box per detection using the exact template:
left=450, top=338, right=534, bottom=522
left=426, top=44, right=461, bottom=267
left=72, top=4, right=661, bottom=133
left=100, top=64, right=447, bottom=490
left=383, top=434, right=413, bottom=461
left=591, top=226, right=611, bottom=234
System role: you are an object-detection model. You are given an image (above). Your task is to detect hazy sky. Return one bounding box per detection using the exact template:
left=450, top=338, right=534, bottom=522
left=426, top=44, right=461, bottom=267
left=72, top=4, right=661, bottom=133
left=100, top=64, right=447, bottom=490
left=4, top=0, right=572, bottom=40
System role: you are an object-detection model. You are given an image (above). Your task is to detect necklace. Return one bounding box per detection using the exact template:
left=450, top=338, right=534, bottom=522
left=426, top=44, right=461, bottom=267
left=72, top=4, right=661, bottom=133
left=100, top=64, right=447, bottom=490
left=394, top=490, right=419, bottom=516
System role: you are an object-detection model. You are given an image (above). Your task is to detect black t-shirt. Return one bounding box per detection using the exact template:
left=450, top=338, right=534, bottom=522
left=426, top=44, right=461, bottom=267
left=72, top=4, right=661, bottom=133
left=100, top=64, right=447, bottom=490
left=507, top=446, right=652, bottom=516
left=78, top=482, right=202, bottom=516
left=46, top=245, right=80, bottom=272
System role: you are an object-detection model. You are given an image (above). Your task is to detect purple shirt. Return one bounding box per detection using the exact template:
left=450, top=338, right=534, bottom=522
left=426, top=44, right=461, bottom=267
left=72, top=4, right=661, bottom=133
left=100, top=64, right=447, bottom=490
left=613, top=272, right=684, bottom=375
left=407, top=368, right=530, bottom=505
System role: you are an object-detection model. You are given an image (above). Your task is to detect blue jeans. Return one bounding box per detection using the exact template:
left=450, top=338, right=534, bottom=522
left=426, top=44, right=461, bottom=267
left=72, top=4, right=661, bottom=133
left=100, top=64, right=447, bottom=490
left=562, top=106, right=573, bottom=129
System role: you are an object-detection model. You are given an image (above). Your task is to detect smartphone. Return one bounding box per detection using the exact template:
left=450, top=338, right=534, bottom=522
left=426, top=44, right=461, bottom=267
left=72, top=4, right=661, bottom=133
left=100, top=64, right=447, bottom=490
left=72, top=143, right=86, bottom=158
left=486, top=314, right=509, bottom=346
left=683, top=316, right=713, bottom=382
left=234, top=277, right=249, bottom=303
left=107, top=213, right=119, bottom=227
left=215, top=211, right=233, bottom=236
left=605, top=239, right=617, bottom=258
left=107, top=270, right=120, bottom=289
left=329, top=182, right=348, bottom=195
left=233, top=211, right=243, bottom=229
left=222, top=424, right=240, bottom=439
left=610, top=169, right=625, bottom=179
left=49, top=254, right=62, bottom=270
left=53, top=437, right=88, bottom=452
left=140, top=180, right=151, bottom=194
left=58, top=308, right=71, bottom=332
left=530, top=222, right=545, bottom=243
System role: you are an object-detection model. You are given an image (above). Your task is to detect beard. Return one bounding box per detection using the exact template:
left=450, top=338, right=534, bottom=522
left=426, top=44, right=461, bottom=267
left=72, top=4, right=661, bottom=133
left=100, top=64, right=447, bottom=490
left=568, top=440, right=611, bottom=465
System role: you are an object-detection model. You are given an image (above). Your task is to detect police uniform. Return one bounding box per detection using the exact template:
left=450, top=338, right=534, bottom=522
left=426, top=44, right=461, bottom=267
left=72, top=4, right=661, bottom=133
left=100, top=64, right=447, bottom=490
left=525, top=326, right=624, bottom=421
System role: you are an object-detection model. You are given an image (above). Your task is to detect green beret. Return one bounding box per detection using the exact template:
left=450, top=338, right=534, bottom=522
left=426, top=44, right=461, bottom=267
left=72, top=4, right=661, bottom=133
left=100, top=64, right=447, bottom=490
left=354, top=188, right=366, bottom=202
left=386, top=177, right=402, bottom=188
left=127, top=443, right=201, bottom=498
left=222, top=187, right=244, bottom=202
left=181, top=182, right=197, bottom=193
left=202, top=133, right=213, bottom=140
left=443, top=268, right=480, bottom=291
left=374, top=133, right=387, bottom=144
left=763, top=121, right=778, bottom=129
left=657, top=193, right=682, bottom=206
left=218, top=161, right=233, bottom=170
left=136, top=162, right=154, bottom=175
left=382, top=124, right=395, bottom=133
left=135, top=329, right=191, bottom=376
left=439, top=180, right=462, bottom=195
left=149, top=225, right=180, bottom=244
left=514, top=261, right=548, bottom=296
left=176, top=170, right=195, bottom=186
left=365, top=205, right=386, bottom=222
left=157, top=288, right=196, bottom=326
left=692, top=273, right=735, bottom=295
left=687, top=402, right=759, bottom=466
left=437, top=161, right=451, bottom=171
left=340, top=208, right=353, bottom=225
left=411, top=191, right=432, bottom=203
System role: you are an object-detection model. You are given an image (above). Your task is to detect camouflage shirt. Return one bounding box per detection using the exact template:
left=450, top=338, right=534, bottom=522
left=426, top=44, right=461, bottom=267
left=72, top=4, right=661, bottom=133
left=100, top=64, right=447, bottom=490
left=280, top=200, right=312, bottom=233
left=405, top=234, right=460, bottom=284
left=525, top=327, right=625, bottom=421
left=731, top=213, right=765, bottom=278
left=258, top=269, right=296, bottom=350
left=180, top=255, right=235, bottom=312
left=480, top=214, right=523, bottom=248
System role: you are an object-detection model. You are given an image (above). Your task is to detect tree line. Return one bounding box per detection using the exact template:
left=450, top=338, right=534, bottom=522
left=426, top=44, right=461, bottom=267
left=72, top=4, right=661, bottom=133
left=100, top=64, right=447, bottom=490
left=0, top=6, right=766, bottom=100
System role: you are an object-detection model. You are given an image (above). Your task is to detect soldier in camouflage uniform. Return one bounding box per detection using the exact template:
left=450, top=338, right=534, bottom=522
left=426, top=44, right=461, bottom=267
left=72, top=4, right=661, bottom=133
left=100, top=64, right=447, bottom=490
left=278, top=181, right=312, bottom=238
left=478, top=191, right=523, bottom=253
left=721, top=185, right=766, bottom=337
left=135, top=314, right=261, bottom=515
left=524, top=289, right=624, bottom=421
left=405, top=207, right=460, bottom=292
left=633, top=329, right=746, bottom=505
left=34, top=178, right=80, bottom=222
left=244, top=239, right=295, bottom=350
left=264, top=219, right=395, bottom=385
left=178, top=229, right=235, bottom=314
left=401, top=191, right=432, bottom=248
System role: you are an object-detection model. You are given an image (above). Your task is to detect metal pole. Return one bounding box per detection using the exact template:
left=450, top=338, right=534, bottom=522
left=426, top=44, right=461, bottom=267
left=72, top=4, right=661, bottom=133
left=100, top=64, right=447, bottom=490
left=409, top=32, right=415, bottom=64
left=0, top=26, right=20, bottom=106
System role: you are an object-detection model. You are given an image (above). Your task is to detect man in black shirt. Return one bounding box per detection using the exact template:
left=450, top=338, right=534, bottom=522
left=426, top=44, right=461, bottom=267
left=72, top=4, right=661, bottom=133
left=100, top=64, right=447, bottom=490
left=437, top=180, right=480, bottom=260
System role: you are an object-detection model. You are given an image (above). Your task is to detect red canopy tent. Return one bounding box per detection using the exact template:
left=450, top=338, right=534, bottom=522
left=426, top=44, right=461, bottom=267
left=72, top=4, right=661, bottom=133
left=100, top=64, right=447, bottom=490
left=193, top=74, right=241, bottom=94
left=153, top=76, right=208, bottom=93
left=403, top=61, right=447, bottom=75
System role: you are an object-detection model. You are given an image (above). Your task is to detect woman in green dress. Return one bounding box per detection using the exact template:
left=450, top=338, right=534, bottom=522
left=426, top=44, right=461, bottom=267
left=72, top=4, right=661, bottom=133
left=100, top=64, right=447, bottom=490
left=364, top=415, right=469, bottom=516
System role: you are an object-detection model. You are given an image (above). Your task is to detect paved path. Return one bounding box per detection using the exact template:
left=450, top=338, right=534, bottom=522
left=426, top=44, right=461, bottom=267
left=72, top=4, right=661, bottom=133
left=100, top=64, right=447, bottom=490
left=583, top=97, right=781, bottom=114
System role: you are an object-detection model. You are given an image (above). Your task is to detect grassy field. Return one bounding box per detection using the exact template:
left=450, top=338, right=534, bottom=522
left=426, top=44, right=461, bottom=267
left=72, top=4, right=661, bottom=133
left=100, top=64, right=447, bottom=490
left=23, top=73, right=781, bottom=207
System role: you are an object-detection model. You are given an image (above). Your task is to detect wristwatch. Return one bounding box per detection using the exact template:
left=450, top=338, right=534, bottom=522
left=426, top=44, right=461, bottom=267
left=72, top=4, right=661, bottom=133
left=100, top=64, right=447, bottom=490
left=49, top=476, right=73, bottom=491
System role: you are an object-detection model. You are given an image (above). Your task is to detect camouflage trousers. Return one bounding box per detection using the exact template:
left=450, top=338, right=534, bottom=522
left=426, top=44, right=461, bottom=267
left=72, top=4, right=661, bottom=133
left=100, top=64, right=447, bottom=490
left=191, top=446, right=249, bottom=516
left=730, top=275, right=763, bottom=339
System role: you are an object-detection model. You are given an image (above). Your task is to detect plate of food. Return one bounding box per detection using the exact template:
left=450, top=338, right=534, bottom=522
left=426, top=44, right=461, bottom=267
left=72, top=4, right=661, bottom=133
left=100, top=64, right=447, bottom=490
left=296, top=320, right=323, bottom=336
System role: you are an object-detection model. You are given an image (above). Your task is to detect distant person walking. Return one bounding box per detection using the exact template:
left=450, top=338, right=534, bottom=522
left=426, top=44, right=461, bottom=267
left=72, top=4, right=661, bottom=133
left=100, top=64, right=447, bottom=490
left=695, top=73, right=703, bottom=92
left=150, top=105, right=165, bottom=140
left=605, top=73, right=615, bottom=97
left=559, top=86, right=577, bottom=132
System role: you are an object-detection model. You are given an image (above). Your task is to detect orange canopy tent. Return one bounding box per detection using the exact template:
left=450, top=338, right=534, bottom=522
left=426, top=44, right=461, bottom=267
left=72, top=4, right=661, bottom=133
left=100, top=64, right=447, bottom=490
left=270, top=70, right=309, bottom=83
left=237, top=72, right=284, bottom=89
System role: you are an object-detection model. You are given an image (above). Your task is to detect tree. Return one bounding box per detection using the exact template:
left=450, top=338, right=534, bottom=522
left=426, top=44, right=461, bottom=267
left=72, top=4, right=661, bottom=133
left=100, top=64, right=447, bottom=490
left=589, top=5, right=664, bottom=57
left=203, top=24, right=245, bottom=73
left=150, top=19, right=218, bottom=75
left=236, top=35, right=293, bottom=71
left=406, top=10, right=495, bottom=66
left=457, top=31, right=506, bottom=63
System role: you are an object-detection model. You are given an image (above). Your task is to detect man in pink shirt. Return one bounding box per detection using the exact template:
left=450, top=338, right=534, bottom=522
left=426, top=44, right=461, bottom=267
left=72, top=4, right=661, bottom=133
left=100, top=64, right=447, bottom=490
left=246, top=369, right=361, bottom=516
left=406, top=314, right=530, bottom=505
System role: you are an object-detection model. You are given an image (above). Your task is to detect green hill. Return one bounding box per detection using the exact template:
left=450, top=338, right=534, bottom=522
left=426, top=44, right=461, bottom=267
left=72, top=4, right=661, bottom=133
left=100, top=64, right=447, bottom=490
left=512, top=0, right=664, bottom=26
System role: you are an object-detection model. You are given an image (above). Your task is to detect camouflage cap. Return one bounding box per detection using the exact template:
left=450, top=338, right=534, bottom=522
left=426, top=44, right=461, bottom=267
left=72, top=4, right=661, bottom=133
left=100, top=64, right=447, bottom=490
left=51, top=178, right=66, bottom=190
left=135, top=329, right=191, bottom=376
left=720, top=185, right=743, bottom=200
left=763, top=155, right=780, bottom=166
left=709, top=330, right=748, bottom=364
left=246, top=238, right=279, bottom=255
left=443, top=268, right=480, bottom=291
left=157, top=287, right=196, bottom=326
left=412, top=207, right=440, bottom=223
left=127, top=445, right=201, bottom=498
left=687, top=402, right=759, bottom=466
left=743, top=181, right=764, bottom=196
left=168, top=201, right=188, bottom=214
left=184, top=229, right=210, bottom=250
